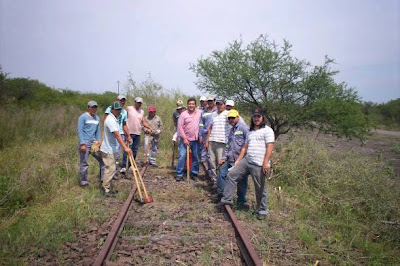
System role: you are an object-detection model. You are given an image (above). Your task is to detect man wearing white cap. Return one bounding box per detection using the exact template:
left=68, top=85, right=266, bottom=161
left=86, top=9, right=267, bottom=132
left=198, top=96, right=217, bottom=179
left=103, top=95, right=131, bottom=177
left=77, top=100, right=104, bottom=187
left=198, top=96, right=208, bottom=110
left=121, top=97, right=153, bottom=175
left=225, top=100, right=235, bottom=111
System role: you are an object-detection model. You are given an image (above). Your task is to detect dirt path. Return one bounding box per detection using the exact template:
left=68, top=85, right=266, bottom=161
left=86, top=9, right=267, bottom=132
left=375, top=129, right=400, bottom=137
left=110, top=167, right=243, bottom=265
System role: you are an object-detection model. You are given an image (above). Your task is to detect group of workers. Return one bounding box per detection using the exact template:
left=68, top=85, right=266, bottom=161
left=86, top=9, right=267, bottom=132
left=173, top=96, right=275, bottom=219
left=77, top=95, right=162, bottom=197
left=77, top=94, right=275, bottom=219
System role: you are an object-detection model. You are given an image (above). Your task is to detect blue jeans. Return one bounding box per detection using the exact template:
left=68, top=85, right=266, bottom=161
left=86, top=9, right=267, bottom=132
left=217, top=162, right=248, bottom=204
left=176, top=140, right=199, bottom=178
left=122, top=134, right=141, bottom=168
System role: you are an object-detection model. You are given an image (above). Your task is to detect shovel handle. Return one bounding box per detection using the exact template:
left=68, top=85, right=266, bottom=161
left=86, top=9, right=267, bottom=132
left=129, top=155, right=143, bottom=201
left=130, top=154, right=150, bottom=199
left=186, top=145, right=190, bottom=181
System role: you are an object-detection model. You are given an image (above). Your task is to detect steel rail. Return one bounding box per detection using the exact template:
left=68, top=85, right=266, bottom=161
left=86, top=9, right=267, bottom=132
left=93, top=165, right=148, bottom=266
left=224, top=205, right=262, bottom=266
left=94, top=165, right=262, bottom=266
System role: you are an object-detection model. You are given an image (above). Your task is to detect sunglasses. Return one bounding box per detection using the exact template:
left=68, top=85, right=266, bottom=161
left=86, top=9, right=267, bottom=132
left=90, top=106, right=98, bottom=108
left=228, top=117, right=236, bottom=120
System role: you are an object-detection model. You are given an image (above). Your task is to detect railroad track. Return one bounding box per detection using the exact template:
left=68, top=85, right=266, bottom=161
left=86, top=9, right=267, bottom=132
left=94, top=166, right=262, bottom=266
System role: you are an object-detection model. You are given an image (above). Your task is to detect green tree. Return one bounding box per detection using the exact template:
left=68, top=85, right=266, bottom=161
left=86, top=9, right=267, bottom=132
left=190, top=35, right=371, bottom=141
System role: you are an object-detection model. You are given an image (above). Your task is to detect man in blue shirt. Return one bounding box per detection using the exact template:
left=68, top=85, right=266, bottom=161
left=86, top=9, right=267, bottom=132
left=198, top=96, right=216, bottom=180
left=77, top=100, right=103, bottom=187
left=216, top=109, right=250, bottom=209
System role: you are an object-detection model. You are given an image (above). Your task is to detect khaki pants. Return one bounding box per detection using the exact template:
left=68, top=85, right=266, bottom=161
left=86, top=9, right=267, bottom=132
left=101, top=152, right=116, bottom=193
left=209, top=141, right=226, bottom=182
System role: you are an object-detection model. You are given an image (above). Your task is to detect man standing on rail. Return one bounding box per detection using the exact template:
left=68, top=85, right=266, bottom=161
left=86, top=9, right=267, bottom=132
left=217, top=109, right=250, bottom=209
left=120, top=97, right=152, bottom=176
left=143, top=105, right=163, bottom=167
left=102, top=95, right=131, bottom=176
left=219, top=108, right=275, bottom=220
left=198, top=96, right=217, bottom=180
left=100, top=101, right=133, bottom=196
left=77, top=100, right=104, bottom=187
left=205, top=97, right=229, bottom=187
left=176, top=97, right=202, bottom=181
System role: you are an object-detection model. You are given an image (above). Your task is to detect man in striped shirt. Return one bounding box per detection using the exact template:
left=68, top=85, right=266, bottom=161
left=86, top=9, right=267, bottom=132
left=205, top=97, right=229, bottom=186
left=219, top=108, right=275, bottom=220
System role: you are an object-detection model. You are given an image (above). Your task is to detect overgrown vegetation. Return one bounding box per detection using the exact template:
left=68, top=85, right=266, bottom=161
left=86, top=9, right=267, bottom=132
left=270, top=136, right=400, bottom=264
left=0, top=65, right=399, bottom=264
left=362, top=99, right=400, bottom=130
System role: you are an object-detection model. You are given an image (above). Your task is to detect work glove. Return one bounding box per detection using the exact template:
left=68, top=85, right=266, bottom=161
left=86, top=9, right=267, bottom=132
left=91, top=141, right=100, bottom=153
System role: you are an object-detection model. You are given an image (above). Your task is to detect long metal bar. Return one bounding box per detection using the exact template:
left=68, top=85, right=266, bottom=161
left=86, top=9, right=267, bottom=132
left=93, top=165, right=148, bottom=266
left=224, top=205, right=262, bottom=266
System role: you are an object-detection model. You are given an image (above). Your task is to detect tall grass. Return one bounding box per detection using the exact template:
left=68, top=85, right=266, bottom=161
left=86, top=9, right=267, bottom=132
left=273, top=136, right=400, bottom=264
left=0, top=105, right=80, bottom=149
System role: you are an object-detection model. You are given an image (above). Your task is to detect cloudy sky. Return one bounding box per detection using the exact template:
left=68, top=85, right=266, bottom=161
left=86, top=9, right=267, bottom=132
left=1, top=0, right=399, bottom=103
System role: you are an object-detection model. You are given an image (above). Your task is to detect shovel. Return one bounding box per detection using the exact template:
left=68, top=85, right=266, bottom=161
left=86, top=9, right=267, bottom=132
left=129, top=153, right=153, bottom=203
left=128, top=154, right=143, bottom=202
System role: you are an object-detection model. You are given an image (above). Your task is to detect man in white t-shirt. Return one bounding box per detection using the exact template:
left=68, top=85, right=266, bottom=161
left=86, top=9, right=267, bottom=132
left=101, top=101, right=133, bottom=196
left=120, top=97, right=152, bottom=175
left=219, top=108, right=275, bottom=220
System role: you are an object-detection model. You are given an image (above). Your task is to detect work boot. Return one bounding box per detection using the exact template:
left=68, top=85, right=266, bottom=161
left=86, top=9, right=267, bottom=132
left=80, top=181, right=89, bottom=188
left=216, top=201, right=232, bottom=212
left=119, top=168, right=126, bottom=178
left=237, top=202, right=250, bottom=211
left=190, top=173, right=198, bottom=181
left=256, top=213, right=267, bottom=220
left=211, top=194, right=222, bottom=203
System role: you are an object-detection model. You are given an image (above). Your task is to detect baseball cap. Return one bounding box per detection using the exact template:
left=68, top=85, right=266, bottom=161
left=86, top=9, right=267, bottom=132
left=227, top=109, right=239, bottom=118
left=148, top=105, right=156, bottom=112
left=176, top=104, right=184, bottom=110
left=117, top=95, right=126, bottom=100
left=199, top=96, right=207, bottom=101
left=112, top=101, right=123, bottom=110
left=207, top=96, right=215, bottom=101
left=176, top=99, right=183, bottom=106
left=87, top=100, right=97, bottom=107
left=135, top=97, right=143, bottom=103
left=252, top=108, right=265, bottom=116
left=215, top=97, right=225, bottom=104
left=226, top=100, right=235, bottom=106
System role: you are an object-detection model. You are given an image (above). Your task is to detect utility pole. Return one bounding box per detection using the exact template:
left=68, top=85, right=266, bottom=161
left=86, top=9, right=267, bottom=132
left=117, top=81, right=120, bottom=94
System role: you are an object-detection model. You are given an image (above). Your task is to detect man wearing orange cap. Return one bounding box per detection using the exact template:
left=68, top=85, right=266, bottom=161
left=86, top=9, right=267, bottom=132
left=143, top=105, right=163, bottom=166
